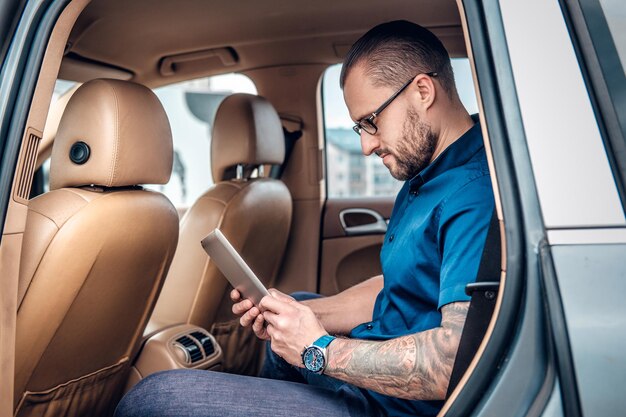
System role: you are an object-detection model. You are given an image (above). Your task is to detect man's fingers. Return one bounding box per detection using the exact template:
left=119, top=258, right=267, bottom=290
left=252, top=313, right=269, bottom=340
left=259, top=294, right=293, bottom=314
left=268, top=288, right=295, bottom=302
left=261, top=310, right=280, bottom=327
left=252, top=313, right=264, bottom=333
left=230, top=289, right=241, bottom=302
left=239, top=306, right=260, bottom=327
left=232, top=299, right=253, bottom=315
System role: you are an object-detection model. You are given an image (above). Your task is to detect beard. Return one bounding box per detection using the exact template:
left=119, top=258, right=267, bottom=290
left=378, top=109, right=437, bottom=181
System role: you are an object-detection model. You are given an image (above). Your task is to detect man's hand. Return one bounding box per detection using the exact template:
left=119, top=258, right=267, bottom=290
left=232, top=276, right=382, bottom=340
left=230, top=289, right=279, bottom=340
left=259, top=289, right=328, bottom=367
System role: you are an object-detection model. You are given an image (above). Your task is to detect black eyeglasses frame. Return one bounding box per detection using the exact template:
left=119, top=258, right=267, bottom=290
left=352, top=72, right=438, bottom=136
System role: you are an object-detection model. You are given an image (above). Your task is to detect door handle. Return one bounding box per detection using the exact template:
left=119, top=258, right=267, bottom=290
left=339, top=208, right=388, bottom=236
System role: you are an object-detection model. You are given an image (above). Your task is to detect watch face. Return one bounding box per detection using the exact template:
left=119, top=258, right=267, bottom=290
left=302, top=346, right=325, bottom=372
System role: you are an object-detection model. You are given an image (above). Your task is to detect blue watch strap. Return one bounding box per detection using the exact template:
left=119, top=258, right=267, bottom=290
left=313, top=335, right=335, bottom=349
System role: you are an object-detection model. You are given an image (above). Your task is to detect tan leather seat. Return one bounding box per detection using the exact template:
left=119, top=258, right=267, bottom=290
left=148, top=93, right=292, bottom=374
left=15, top=79, right=179, bottom=417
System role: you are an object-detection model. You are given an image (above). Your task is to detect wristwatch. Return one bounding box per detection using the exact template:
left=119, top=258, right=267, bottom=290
left=302, top=335, right=336, bottom=374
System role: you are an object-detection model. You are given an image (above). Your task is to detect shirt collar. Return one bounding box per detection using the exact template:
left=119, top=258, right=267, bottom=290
left=408, top=115, right=483, bottom=194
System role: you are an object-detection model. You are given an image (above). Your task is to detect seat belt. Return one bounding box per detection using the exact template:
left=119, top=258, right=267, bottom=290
left=445, top=209, right=501, bottom=398
left=270, top=114, right=303, bottom=179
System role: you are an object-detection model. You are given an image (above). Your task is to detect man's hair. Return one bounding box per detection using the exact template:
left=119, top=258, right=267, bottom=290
left=340, top=20, right=457, bottom=99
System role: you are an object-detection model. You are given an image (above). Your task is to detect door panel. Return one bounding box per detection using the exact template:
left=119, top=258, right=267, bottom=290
left=320, top=197, right=394, bottom=295
left=550, top=242, right=626, bottom=417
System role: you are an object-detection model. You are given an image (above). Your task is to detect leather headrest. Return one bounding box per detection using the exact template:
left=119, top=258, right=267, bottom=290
left=211, top=93, right=285, bottom=182
left=50, top=79, right=173, bottom=190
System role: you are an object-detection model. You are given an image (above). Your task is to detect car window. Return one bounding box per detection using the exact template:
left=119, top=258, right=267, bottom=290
left=147, top=74, right=257, bottom=208
left=598, top=0, right=626, bottom=69
left=322, top=58, right=479, bottom=198
left=53, top=79, right=78, bottom=101
left=568, top=0, right=626, bottom=210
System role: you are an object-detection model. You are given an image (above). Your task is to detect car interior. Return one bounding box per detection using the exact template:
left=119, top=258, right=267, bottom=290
left=0, top=0, right=507, bottom=416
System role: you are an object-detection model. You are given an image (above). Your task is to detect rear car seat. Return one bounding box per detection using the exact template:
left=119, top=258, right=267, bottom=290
left=148, top=93, right=292, bottom=374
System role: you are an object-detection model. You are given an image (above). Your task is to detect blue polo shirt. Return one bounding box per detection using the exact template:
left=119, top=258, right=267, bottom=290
left=350, top=120, right=494, bottom=416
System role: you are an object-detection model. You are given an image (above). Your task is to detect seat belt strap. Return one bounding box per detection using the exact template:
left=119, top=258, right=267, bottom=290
left=445, top=209, right=501, bottom=398
left=270, top=126, right=302, bottom=179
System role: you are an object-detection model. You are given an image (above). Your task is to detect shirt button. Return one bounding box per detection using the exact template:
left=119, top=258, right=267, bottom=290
left=410, top=190, right=418, bottom=196
left=366, top=323, right=374, bottom=330
left=388, top=234, right=394, bottom=242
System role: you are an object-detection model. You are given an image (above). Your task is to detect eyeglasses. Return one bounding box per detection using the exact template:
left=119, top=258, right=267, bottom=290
left=352, top=72, right=438, bottom=136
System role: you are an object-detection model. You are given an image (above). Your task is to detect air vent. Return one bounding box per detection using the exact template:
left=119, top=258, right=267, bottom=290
left=175, top=335, right=203, bottom=363
left=14, top=129, right=42, bottom=203
left=190, top=331, right=215, bottom=356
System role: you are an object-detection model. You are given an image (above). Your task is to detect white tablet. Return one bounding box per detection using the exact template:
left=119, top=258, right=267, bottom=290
left=201, top=229, right=270, bottom=306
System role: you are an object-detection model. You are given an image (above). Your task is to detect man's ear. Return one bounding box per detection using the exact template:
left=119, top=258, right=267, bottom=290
left=412, top=73, right=436, bottom=110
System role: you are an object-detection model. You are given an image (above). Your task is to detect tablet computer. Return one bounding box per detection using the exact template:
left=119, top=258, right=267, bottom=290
left=201, top=229, right=269, bottom=306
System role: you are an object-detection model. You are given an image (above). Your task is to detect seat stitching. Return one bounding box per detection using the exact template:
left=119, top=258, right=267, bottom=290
left=62, top=188, right=92, bottom=202
left=26, top=208, right=61, bottom=229
left=196, top=196, right=228, bottom=205
left=107, top=82, right=120, bottom=186
left=18, top=210, right=60, bottom=309
left=27, top=189, right=93, bottom=228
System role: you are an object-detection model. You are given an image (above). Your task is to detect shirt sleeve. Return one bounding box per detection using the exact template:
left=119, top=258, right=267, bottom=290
left=437, top=174, right=495, bottom=309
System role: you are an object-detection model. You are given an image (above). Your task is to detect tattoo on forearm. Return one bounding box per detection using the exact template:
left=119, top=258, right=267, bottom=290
left=325, top=302, right=469, bottom=401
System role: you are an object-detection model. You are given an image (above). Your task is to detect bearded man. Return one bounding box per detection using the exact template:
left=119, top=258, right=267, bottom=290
left=116, top=20, right=495, bottom=417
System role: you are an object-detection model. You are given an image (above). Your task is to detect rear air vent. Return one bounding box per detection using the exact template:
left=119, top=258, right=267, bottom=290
left=14, top=129, right=42, bottom=203
left=175, top=335, right=203, bottom=363
left=190, top=331, right=215, bottom=356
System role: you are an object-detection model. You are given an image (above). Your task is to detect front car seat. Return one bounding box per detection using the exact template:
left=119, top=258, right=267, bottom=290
left=14, top=79, right=179, bottom=417
left=148, top=93, right=292, bottom=374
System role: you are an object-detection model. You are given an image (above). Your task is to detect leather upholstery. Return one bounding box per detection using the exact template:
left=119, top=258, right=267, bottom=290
left=15, top=80, right=179, bottom=416
left=50, top=79, right=173, bottom=190
left=148, top=179, right=291, bottom=331
left=211, top=93, right=285, bottom=182
left=148, top=94, right=291, bottom=373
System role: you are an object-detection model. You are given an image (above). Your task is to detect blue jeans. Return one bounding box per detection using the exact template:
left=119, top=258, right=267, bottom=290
left=115, top=292, right=383, bottom=417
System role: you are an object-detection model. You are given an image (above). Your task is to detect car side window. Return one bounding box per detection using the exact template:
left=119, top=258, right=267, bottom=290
left=321, top=59, right=479, bottom=198
left=148, top=74, right=257, bottom=208
left=597, top=0, right=626, bottom=68
left=566, top=0, right=626, bottom=209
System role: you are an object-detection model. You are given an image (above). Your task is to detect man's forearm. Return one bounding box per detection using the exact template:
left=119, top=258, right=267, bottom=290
left=324, top=302, right=469, bottom=400
left=301, top=275, right=383, bottom=335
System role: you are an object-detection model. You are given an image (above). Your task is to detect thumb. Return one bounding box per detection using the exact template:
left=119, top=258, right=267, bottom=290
left=268, top=288, right=295, bottom=302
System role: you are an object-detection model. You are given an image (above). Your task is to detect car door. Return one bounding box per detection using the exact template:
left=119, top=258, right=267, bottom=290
left=441, top=1, right=626, bottom=416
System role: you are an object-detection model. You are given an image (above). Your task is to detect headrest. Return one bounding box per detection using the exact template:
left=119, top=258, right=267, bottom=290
left=211, top=93, right=285, bottom=182
left=50, top=79, right=173, bottom=190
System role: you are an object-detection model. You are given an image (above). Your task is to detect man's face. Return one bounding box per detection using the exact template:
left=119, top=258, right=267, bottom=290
left=343, top=65, right=437, bottom=180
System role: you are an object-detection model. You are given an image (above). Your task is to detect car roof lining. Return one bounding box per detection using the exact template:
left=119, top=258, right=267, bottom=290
left=60, top=0, right=465, bottom=87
